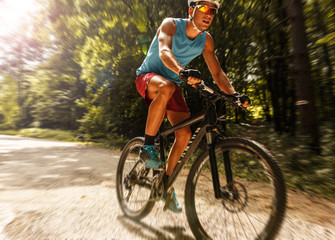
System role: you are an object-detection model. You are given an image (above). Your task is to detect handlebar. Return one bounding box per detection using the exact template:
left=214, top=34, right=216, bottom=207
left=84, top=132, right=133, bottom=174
left=194, top=80, right=248, bottom=112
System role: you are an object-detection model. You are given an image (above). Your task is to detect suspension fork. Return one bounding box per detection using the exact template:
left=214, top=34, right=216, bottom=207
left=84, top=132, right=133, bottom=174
left=207, top=127, right=234, bottom=199
left=211, top=125, right=233, bottom=183
left=223, top=150, right=233, bottom=184
left=206, top=126, right=222, bottom=199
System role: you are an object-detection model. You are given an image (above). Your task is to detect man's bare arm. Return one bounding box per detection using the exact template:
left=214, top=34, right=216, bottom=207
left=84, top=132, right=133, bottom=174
left=158, top=18, right=201, bottom=85
left=157, top=18, right=184, bottom=75
left=203, top=33, right=235, bottom=95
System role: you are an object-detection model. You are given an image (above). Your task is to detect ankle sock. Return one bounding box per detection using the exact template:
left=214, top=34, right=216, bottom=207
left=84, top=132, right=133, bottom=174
left=144, top=134, right=156, bottom=146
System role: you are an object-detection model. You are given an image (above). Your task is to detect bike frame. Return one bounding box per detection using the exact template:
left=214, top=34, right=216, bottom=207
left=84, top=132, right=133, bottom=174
left=158, top=102, right=230, bottom=199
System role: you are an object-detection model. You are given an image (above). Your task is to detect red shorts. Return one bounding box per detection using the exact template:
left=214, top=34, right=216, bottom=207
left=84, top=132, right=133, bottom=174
left=135, top=73, right=189, bottom=113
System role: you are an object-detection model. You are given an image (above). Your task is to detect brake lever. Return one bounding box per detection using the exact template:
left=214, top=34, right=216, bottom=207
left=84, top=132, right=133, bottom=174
left=196, top=81, right=214, bottom=94
left=221, top=93, right=249, bottom=113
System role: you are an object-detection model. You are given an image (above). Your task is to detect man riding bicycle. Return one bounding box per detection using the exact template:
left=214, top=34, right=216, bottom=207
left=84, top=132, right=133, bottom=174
left=135, top=0, right=250, bottom=213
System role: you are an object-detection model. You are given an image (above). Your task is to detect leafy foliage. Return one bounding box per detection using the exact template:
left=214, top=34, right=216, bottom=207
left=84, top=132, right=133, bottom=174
left=0, top=75, right=20, bottom=129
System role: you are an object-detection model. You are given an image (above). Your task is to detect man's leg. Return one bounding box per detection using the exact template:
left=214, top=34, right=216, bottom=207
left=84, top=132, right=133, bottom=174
left=145, top=75, right=176, bottom=136
left=166, top=110, right=192, bottom=175
left=162, top=110, right=191, bottom=213
left=140, top=75, right=176, bottom=168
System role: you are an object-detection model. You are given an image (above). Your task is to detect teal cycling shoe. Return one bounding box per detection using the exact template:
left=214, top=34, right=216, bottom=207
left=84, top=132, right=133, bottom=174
left=139, top=145, right=162, bottom=169
left=163, top=188, right=182, bottom=213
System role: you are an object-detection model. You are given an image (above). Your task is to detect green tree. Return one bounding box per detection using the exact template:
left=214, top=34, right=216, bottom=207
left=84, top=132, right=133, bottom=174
left=0, top=4, right=52, bottom=128
left=0, top=75, right=20, bottom=129
left=74, top=0, right=186, bottom=140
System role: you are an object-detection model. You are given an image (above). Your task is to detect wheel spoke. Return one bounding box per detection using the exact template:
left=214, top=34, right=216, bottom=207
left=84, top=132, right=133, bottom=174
left=236, top=211, right=248, bottom=239
left=242, top=209, right=259, bottom=236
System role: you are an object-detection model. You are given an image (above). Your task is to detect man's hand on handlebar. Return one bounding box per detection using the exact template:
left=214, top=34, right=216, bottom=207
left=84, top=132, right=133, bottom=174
left=230, top=93, right=251, bottom=108
left=179, top=69, right=202, bottom=87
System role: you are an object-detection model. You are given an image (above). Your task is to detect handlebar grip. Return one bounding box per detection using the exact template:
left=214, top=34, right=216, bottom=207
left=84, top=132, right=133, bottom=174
left=179, top=71, right=189, bottom=82
left=179, top=69, right=202, bottom=82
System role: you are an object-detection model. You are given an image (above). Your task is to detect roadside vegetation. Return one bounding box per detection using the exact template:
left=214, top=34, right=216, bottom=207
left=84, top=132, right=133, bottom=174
left=228, top=122, right=335, bottom=198
left=0, top=128, right=77, bottom=142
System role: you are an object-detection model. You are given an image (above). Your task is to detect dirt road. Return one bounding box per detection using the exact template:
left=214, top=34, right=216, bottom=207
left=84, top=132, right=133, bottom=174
left=0, top=135, right=334, bottom=239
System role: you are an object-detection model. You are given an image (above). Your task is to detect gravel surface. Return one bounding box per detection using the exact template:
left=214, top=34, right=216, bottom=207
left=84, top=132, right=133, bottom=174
left=0, top=135, right=334, bottom=240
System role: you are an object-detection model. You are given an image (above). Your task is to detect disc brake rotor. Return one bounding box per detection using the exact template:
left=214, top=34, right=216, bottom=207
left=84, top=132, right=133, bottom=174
left=221, top=181, right=248, bottom=213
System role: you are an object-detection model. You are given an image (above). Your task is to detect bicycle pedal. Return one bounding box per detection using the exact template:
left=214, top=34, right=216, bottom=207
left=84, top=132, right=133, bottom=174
left=152, top=166, right=165, bottom=171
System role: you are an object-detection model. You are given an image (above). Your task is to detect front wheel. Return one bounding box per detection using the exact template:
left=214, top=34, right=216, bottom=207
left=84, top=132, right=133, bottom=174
left=116, top=137, right=155, bottom=220
left=185, top=137, right=286, bottom=240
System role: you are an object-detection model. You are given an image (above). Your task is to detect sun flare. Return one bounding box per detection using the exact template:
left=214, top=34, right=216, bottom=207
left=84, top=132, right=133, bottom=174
left=0, top=0, right=41, bottom=36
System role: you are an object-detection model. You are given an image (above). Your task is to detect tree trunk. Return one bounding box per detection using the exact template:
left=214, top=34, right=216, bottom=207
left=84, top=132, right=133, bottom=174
left=286, top=0, right=320, bottom=150
left=313, top=0, right=335, bottom=120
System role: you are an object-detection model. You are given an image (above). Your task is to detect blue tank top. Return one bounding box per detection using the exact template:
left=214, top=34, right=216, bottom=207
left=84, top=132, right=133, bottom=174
left=136, top=18, right=207, bottom=85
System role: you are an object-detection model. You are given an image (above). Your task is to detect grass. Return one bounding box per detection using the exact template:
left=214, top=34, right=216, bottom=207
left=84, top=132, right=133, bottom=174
left=0, top=128, right=77, bottom=142
left=0, top=128, right=123, bottom=150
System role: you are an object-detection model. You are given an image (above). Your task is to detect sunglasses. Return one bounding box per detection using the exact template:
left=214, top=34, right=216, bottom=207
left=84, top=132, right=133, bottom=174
left=196, top=5, right=217, bottom=15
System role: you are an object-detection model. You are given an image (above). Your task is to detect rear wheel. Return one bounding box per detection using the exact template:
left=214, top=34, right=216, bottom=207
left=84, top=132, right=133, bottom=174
left=185, top=137, right=286, bottom=240
left=116, top=137, right=155, bottom=220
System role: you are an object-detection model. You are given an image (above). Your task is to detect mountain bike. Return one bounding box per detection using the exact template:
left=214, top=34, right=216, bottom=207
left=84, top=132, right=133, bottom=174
left=116, top=80, right=286, bottom=240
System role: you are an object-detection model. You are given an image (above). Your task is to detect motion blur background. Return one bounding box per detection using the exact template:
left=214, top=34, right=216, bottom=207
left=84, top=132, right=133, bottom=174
left=0, top=0, right=334, bottom=197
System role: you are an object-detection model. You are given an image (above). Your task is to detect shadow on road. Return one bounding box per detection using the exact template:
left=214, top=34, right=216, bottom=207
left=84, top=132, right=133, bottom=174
left=117, top=215, right=194, bottom=240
